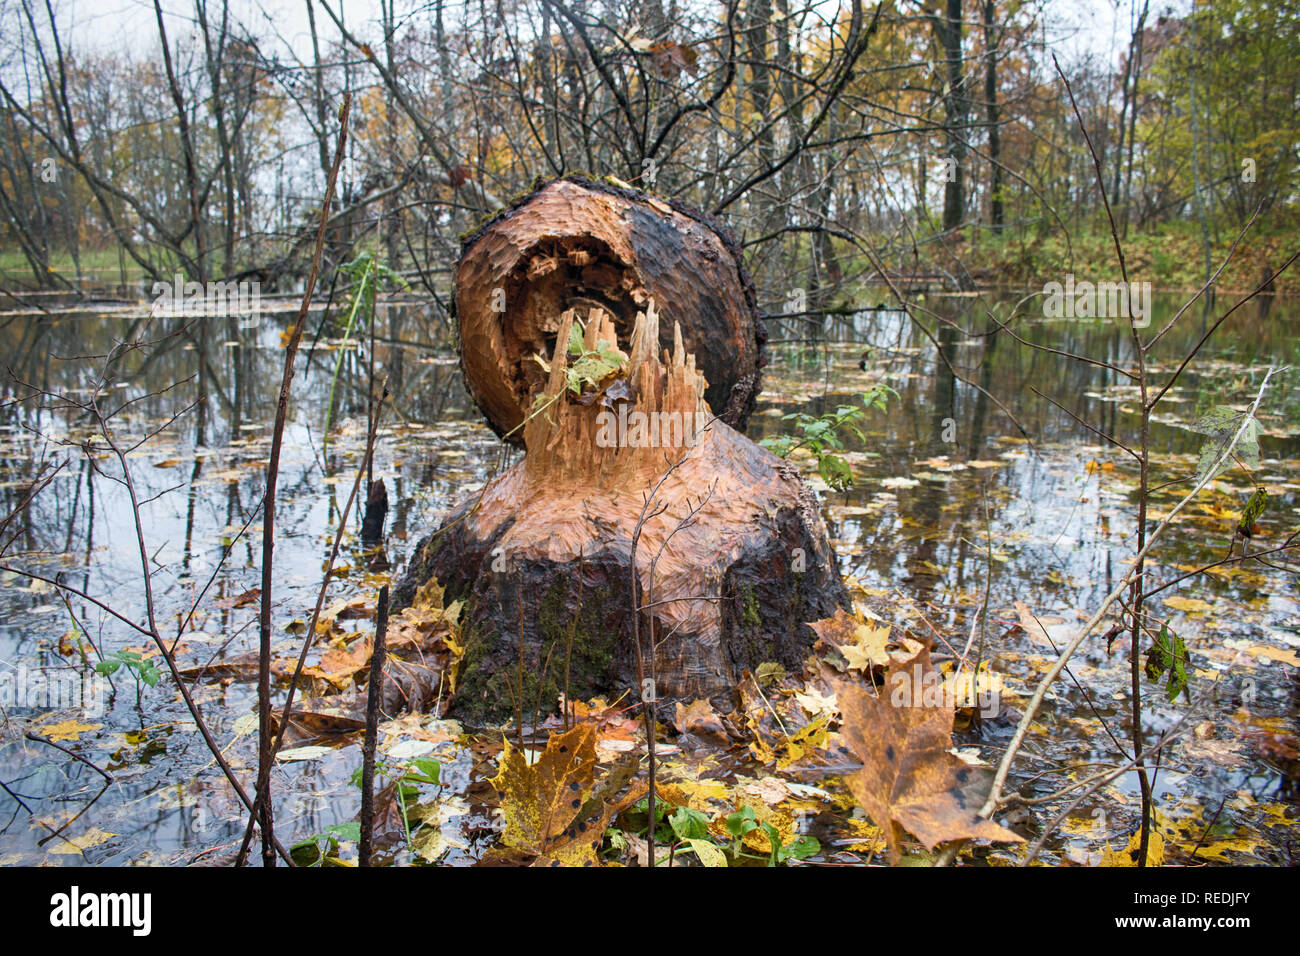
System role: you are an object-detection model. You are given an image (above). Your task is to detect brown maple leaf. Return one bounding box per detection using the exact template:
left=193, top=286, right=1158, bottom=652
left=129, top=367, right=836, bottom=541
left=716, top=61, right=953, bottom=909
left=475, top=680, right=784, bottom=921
left=674, top=698, right=727, bottom=739
left=648, top=41, right=698, bottom=79
left=834, top=655, right=1022, bottom=863
left=303, top=635, right=373, bottom=689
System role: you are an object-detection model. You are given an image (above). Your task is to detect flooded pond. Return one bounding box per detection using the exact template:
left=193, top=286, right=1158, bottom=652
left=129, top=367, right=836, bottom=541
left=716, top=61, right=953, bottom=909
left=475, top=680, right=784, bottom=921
left=1, top=289, right=1297, bottom=865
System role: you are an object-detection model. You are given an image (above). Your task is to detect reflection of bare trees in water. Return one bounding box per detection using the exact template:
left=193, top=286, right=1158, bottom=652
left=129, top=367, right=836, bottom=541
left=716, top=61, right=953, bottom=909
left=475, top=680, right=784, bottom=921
left=0, top=318, right=299, bottom=861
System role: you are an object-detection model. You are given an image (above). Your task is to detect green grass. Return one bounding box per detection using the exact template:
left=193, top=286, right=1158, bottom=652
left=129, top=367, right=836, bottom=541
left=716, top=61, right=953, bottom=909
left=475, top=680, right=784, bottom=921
left=0, top=248, right=155, bottom=289
left=963, top=214, right=1300, bottom=293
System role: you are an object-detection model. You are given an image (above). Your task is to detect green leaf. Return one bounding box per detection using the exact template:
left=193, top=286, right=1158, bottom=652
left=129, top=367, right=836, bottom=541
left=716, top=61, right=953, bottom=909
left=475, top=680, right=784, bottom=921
left=818, top=454, right=853, bottom=491
left=633, top=796, right=670, bottom=827
left=725, top=805, right=757, bottom=838
left=1144, top=623, right=1190, bottom=703
left=405, top=758, right=441, bottom=785
left=327, top=822, right=361, bottom=842
left=782, top=833, right=820, bottom=861
left=761, top=821, right=783, bottom=866
left=1144, top=623, right=1173, bottom=682
left=1238, top=489, right=1268, bottom=535
left=1166, top=630, right=1190, bottom=703
left=567, top=321, right=585, bottom=356
left=760, top=435, right=796, bottom=458
left=669, top=806, right=710, bottom=842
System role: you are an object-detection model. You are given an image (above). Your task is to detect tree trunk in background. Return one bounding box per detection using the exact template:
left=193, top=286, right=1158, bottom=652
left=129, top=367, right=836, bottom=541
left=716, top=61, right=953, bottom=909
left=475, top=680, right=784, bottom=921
left=746, top=0, right=777, bottom=238
left=935, top=0, right=968, bottom=235
left=983, top=0, right=1003, bottom=233
left=1121, top=3, right=1149, bottom=237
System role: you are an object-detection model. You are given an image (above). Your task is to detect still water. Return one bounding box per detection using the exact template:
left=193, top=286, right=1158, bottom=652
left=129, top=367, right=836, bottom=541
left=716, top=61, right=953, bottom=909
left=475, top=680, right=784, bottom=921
left=0, top=290, right=1296, bottom=864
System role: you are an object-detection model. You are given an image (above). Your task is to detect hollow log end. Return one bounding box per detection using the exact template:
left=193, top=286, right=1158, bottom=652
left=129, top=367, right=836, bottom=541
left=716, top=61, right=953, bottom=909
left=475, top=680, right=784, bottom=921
left=453, top=174, right=764, bottom=444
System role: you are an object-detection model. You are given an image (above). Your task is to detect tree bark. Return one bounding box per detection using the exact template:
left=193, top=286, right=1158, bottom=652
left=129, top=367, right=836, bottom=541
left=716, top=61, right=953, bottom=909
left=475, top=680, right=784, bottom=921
left=983, top=0, right=1003, bottom=233
left=932, top=0, right=968, bottom=235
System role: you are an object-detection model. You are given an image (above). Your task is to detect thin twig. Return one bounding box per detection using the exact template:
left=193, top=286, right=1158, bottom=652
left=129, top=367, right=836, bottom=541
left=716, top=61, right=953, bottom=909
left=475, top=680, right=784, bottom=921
left=359, top=585, right=390, bottom=867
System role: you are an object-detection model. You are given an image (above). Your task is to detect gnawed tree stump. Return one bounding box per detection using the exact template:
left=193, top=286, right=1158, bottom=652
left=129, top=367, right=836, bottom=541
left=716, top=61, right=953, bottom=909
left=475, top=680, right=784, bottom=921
left=397, top=302, right=846, bottom=725
left=454, top=175, right=765, bottom=444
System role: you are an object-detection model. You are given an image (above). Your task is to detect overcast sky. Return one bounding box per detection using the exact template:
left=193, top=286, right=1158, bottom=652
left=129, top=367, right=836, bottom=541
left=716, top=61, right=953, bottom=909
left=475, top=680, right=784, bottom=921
left=32, top=0, right=1188, bottom=70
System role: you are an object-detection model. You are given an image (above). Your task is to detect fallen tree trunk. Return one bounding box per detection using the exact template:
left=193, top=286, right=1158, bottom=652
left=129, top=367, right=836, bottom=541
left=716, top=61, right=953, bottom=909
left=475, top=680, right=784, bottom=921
left=453, top=175, right=766, bottom=444
left=397, top=303, right=846, bottom=724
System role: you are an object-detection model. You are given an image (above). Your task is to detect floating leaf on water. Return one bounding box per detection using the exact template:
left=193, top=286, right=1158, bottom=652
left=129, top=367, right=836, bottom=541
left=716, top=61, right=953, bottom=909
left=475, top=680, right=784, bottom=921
left=276, top=745, right=334, bottom=762
left=35, top=720, right=100, bottom=743
left=48, top=827, right=116, bottom=856
left=231, top=713, right=258, bottom=737
left=387, top=739, right=436, bottom=760
left=1100, top=827, right=1165, bottom=867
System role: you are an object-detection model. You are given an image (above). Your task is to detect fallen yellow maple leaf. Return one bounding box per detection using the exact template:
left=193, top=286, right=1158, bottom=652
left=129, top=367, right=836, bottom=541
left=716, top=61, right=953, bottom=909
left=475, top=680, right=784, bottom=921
left=36, top=720, right=101, bottom=743
left=49, top=827, right=115, bottom=856
left=842, top=623, right=891, bottom=672
left=794, top=687, right=838, bottom=719
left=809, top=607, right=891, bottom=672
left=1100, top=827, right=1165, bottom=867
left=489, top=722, right=640, bottom=866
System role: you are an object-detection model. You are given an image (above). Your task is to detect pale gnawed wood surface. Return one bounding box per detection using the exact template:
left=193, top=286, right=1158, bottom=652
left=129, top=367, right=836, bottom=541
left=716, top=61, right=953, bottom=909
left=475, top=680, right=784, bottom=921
left=397, top=302, right=844, bottom=724
left=454, top=175, right=764, bottom=446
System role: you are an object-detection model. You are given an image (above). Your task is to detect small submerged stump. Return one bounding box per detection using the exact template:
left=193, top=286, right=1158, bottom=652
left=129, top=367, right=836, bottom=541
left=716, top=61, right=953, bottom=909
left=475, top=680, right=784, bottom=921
left=398, top=302, right=846, bottom=724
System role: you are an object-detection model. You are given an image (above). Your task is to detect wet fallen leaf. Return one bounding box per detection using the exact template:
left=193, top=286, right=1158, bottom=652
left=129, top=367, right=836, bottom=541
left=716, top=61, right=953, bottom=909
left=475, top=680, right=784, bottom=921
left=303, top=636, right=373, bottom=689
left=276, top=745, right=334, bottom=762
left=411, top=824, right=448, bottom=863
left=834, top=657, right=1022, bottom=864
left=1100, top=827, right=1165, bottom=867
left=810, top=607, right=891, bottom=672
left=674, top=698, right=726, bottom=738
left=213, top=588, right=260, bottom=610
left=1013, top=601, right=1061, bottom=647
left=49, top=827, right=115, bottom=856
left=489, top=723, right=608, bottom=866
left=35, top=719, right=100, bottom=743
left=176, top=650, right=293, bottom=682
left=1162, top=595, right=1215, bottom=616
left=656, top=777, right=731, bottom=812
left=1240, top=643, right=1300, bottom=668
left=842, top=625, right=891, bottom=672
left=687, top=838, right=727, bottom=867
left=273, top=693, right=368, bottom=737
left=315, top=595, right=375, bottom=634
